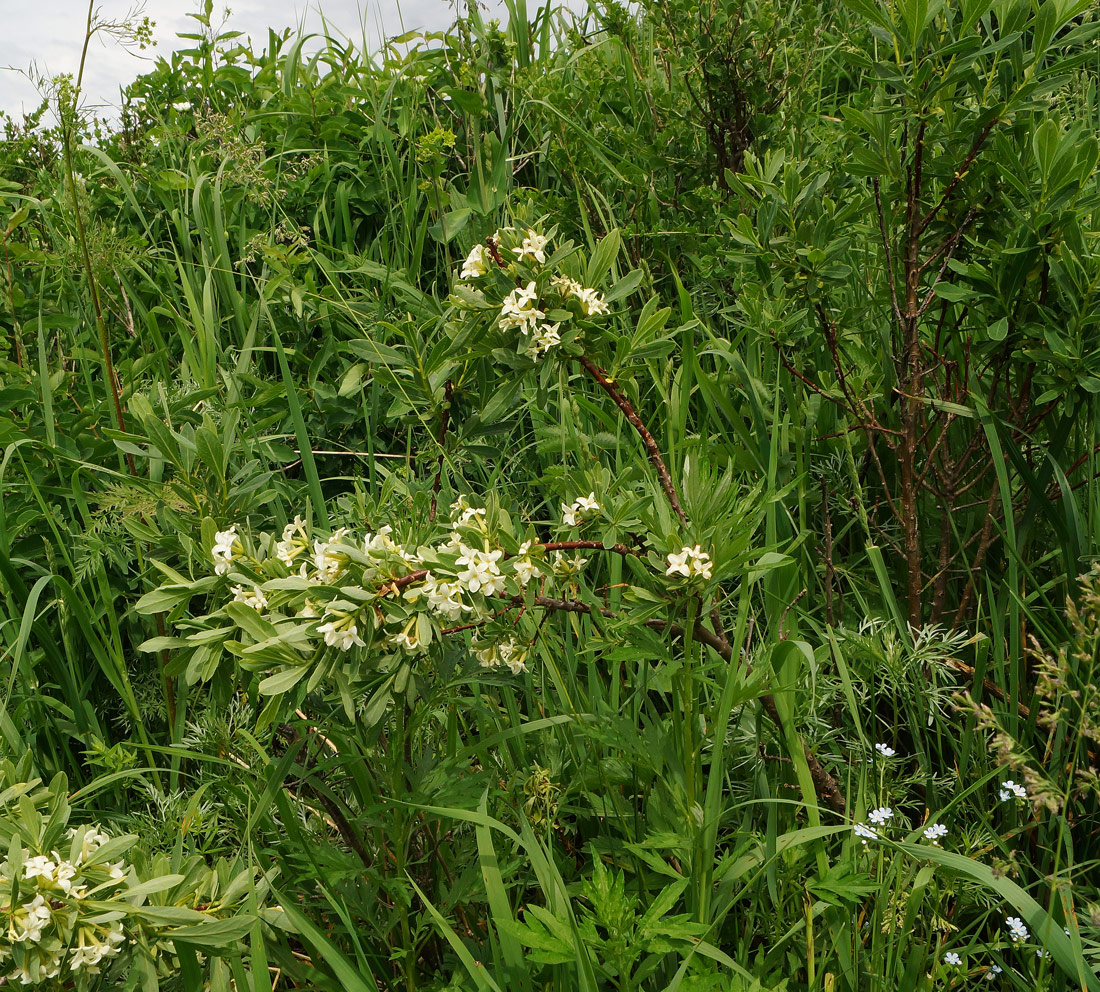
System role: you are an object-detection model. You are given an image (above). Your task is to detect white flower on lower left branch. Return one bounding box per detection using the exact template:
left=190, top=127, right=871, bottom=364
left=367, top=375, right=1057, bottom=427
left=317, top=612, right=366, bottom=651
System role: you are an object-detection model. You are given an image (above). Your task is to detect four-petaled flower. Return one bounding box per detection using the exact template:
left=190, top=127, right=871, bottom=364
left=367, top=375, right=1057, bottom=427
left=867, top=807, right=893, bottom=826
left=512, top=229, right=549, bottom=264
left=317, top=613, right=366, bottom=652
left=455, top=545, right=506, bottom=595
left=665, top=545, right=713, bottom=581
left=562, top=493, right=601, bottom=527
left=232, top=584, right=268, bottom=611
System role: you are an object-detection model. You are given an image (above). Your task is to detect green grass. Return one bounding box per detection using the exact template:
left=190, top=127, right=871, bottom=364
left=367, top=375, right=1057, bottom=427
left=0, top=0, right=1098, bottom=988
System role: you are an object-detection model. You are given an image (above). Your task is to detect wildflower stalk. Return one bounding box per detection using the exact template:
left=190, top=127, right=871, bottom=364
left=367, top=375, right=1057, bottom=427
left=62, top=0, right=135, bottom=476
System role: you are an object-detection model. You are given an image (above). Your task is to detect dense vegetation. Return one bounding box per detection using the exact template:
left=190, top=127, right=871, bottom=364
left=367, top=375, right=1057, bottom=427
left=1, top=0, right=1100, bottom=987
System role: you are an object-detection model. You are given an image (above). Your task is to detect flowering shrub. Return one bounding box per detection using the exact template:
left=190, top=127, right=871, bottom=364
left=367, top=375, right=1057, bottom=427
left=0, top=759, right=266, bottom=989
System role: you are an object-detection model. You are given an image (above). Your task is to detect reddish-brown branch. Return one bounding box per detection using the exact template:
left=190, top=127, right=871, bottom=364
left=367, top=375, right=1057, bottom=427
left=576, top=354, right=688, bottom=526
left=917, top=120, right=996, bottom=236
left=539, top=540, right=644, bottom=557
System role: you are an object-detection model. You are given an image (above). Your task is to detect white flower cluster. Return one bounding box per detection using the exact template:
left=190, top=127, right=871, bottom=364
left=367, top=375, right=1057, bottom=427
left=853, top=808, right=952, bottom=849
left=999, top=780, right=1027, bottom=802
left=317, top=610, right=366, bottom=652
left=513, top=229, right=549, bottom=264
left=923, top=822, right=948, bottom=844
left=404, top=572, right=473, bottom=622
left=231, top=584, right=268, bottom=611
left=665, top=545, right=713, bottom=581
left=459, top=229, right=611, bottom=362
left=867, top=806, right=893, bottom=826
left=0, top=826, right=129, bottom=984
left=276, top=514, right=309, bottom=566
left=561, top=492, right=600, bottom=527
left=852, top=822, right=878, bottom=846
left=461, top=243, right=490, bottom=279
left=513, top=540, right=541, bottom=587
left=874, top=743, right=897, bottom=758
left=211, top=525, right=240, bottom=575
left=1005, top=916, right=1029, bottom=943
left=208, top=504, right=543, bottom=676
left=550, top=273, right=610, bottom=315
left=499, top=281, right=545, bottom=333
left=551, top=550, right=588, bottom=575
left=475, top=637, right=528, bottom=675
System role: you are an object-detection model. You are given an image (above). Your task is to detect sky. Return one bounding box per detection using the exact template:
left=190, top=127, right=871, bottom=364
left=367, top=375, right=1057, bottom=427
left=0, top=0, right=573, bottom=121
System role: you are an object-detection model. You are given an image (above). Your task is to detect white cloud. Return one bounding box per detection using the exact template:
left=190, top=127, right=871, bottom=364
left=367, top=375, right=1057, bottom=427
left=1, top=0, right=588, bottom=120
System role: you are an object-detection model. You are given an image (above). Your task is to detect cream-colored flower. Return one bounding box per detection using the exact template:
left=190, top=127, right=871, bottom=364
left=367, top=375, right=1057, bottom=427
left=313, top=527, right=350, bottom=584
left=231, top=584, right=269, bottom=611
left=212, top=525, right=239, bottom=575
left=499, top=282, right=545, bottom=333
left=552, top=551, right=587, bottom=575
left=276, top=514, right=309, bottom=565
left=317, top=613, right=366, bottom=651
left=513, top=541, right=541, bottom=586
left=575, top=286, right=610, bottom=316
left=512, top=229, right=549, bottom=264
left=575, top=492, right=600, bottom=512
left=460, top=243, right=489, bottom=279
left=666, top=545, right=712, bottom=580
left=455, top=545, right=506, bottom=596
